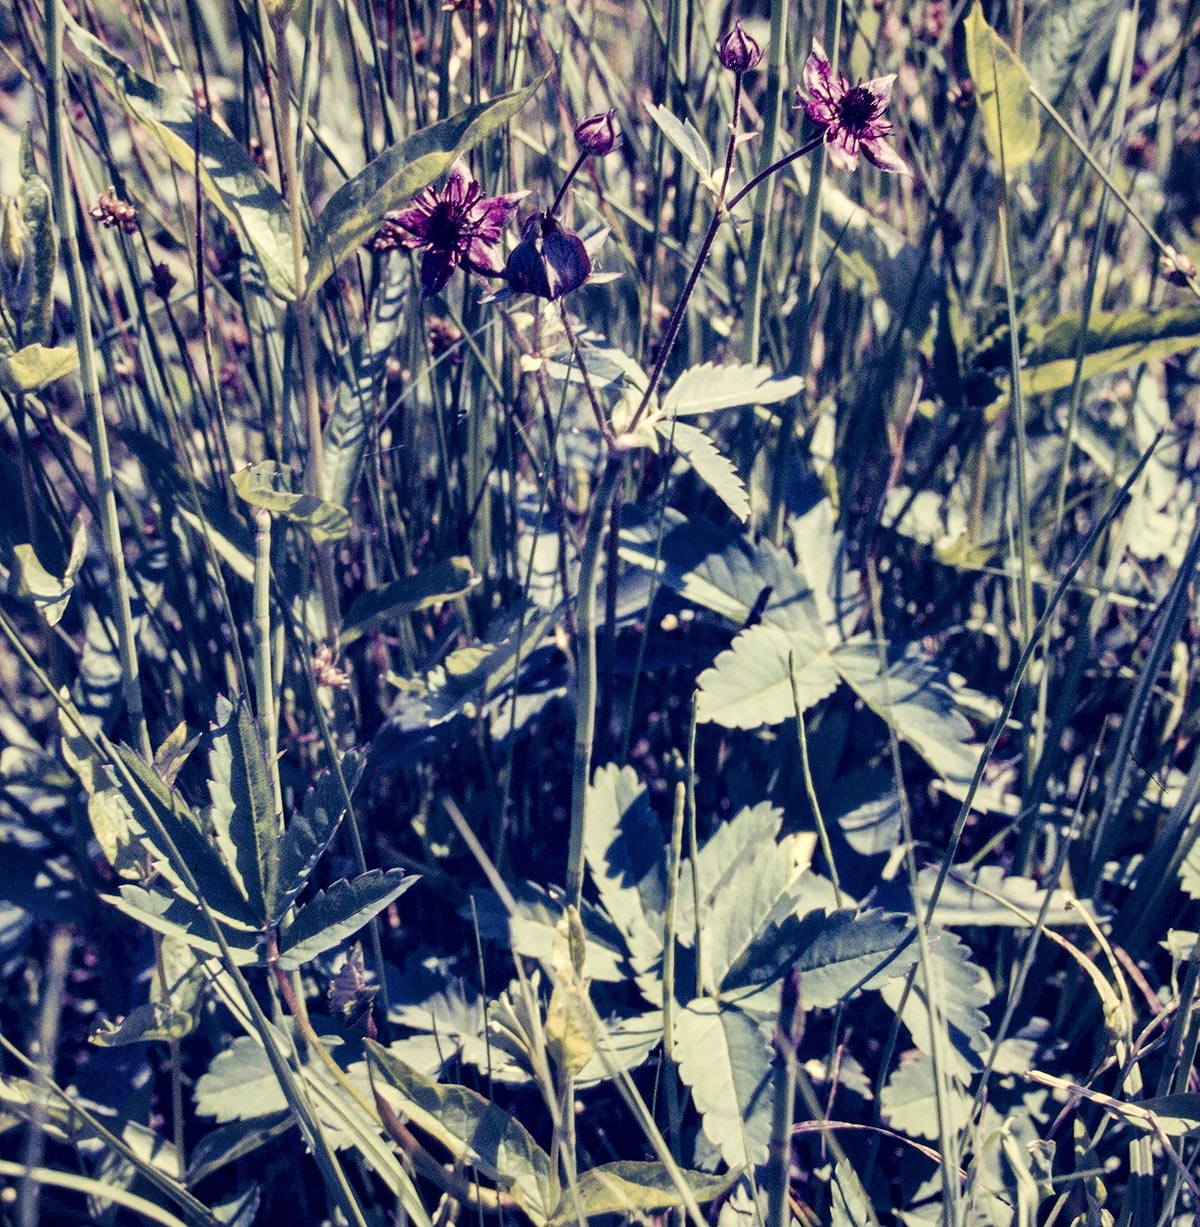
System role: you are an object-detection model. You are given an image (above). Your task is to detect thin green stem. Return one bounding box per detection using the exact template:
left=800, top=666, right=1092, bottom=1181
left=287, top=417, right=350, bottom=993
left=45, top=0, right=150, bottom=760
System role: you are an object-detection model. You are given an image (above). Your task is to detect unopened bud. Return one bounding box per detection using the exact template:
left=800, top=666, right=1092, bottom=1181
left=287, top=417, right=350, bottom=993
left=716, top=21, right=763, bottom=73
left=574, top=110, right=619, bottom=156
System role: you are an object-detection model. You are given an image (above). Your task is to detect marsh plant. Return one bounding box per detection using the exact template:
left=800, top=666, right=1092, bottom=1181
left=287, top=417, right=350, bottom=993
left=0, top=1, right=1199, bottom=1226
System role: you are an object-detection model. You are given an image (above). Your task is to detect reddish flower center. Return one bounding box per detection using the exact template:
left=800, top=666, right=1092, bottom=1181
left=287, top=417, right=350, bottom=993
left=838, top=85, right=882, bottom=134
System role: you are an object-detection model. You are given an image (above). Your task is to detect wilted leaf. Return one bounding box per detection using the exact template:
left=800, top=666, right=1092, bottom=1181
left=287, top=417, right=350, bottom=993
left=672, top=998, right=774, bottom=1169
left=305, top=77, right=546, bottom=300
left=277, top=870, right=416, bottom=969
left=366, top=1042, right=560, bottom=1222
left=341, top=558, right=478, bottom=644
left=10, top=517, right=86, bottom=626
left=232, top=462, right=351, bottom=544
left=0, top=343, right=78, bottom=394
left=964, top=1, right=1041, bottom=170
left=545, top=1162, right=737, bottom=1227
left=662, top=363, right=804, bottom=418
left=89, top=1001, right=195, bottom=1047
left=657, top=421, right=750, bottom=522
left=11, top=130, right=56, bottom=346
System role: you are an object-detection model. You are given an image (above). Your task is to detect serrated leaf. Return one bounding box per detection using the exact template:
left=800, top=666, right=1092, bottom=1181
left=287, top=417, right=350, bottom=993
left=88, top=788, right=143, bottom=880
left=10, top=516, right=86, bottom=626
left=274, top=753, right=362, bottom=925
left=696, top=622, right=839, bottom=728
left=231, top=462, right=351, bottom=544
left=67, top=21, right=295, bottom=300
left=575, top=1010, right=664, bottom=1087
left=546, top=1162, right=738, bottom=1227
left=964, top=1, right=1041, bottom=170
left=832, top=642, right=979, bottom=786
left=662, top=363, right=804, bottom=417
left=305, top=77, right=546, bottom=300
left=880, top=1054, right=972, bottom=1141
left=341, top=558, right=478, bottom=645
left=644, top=103, right=713, bottom=178
left=584, top=764, right=666, bottom=976
left=880, top=928, right=993, bottom=1080
left=672, top=998, right=774, bottom=1169
left=89, top=1001, right=195, bottom=1047
left=1021, top=306, right=1200, bottom=398
left=620, top=511, right=822, bottom=631
left=703, top=837, right=812, bottom=994
left=109, top=744, right=260, bottom=928
left=793, top=909, right=917, bottom=1009
left=0, top=343, right=79, bottom=394
left=366, top=1041, right=560, bottom=1222
left=207, top=696, right=278, bottom=925
left=195, top=1034, right=289, bottom=1122
left=918, top=866, right=1079, bottom=927
left=277, top=869, right=415, bottom=969
left=105, top=885, right=262, bottom=965
left=658, top=421, right=750, bottom=522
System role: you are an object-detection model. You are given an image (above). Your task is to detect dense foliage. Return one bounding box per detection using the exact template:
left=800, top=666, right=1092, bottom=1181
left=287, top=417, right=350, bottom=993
left=0, top=0, right=1198, bottom=1224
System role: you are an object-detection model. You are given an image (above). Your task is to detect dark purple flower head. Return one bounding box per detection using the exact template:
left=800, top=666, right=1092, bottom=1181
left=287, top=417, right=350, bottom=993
left=370, top=163, right=523, bottom=298
left=504, top=213, right=591, bottom=301
left=716, top=21, right=763, bottom=73
left=796, top=41, right=910, bottom=175
left=574, top=110, right=619, bottom=156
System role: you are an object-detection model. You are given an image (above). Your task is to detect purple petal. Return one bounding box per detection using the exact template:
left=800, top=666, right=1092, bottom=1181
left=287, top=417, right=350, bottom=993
left=504, top=237, right=552, bottom=298
left=541, top=229, right=591, bottom=299
left=864, top=72, right=897, bottom=109
left=804, top=96, right=838, bottom=126
left=861, top=136, right=911, bottom=175
left=825, top=130, right=859, bottom=171
left=804, top=41, right=833, bottom=93
left=420, top=248, right=457, bottom=298
left=471, top=191, right=525, bottom=242
left=466, top=236, right=505, bottom=276
left=443, top=165, right=471, bottom=206
left=388, top=204, right=436, bottom=243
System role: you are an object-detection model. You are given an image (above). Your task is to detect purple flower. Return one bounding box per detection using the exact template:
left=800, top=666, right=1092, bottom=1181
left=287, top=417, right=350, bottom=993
left=370, top=164, right=523, bottom=298
left=574, top=110, right=619, bottom=156
left=504, top=213, right=590, bottom=301
left=716, top=21, right=763, bottom=73
left=796, top=41, right=910, bottom=175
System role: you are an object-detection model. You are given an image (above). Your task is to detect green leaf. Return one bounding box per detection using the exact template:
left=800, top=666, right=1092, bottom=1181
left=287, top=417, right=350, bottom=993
left=89, top=1001, right=195, bottom=1047
left=207, top=696, right=278, bottom=926
left=792, top=909, right=917, bottom=1009
left=105, top=885, right=262, bottom=965
left=366, top=1041, right=560, bottom=1223
left=661, top=363, right=804, bottom=418
left=619, top=511, right=821, bottom=630
left=1024, top=0, right=1119, bottom=106
left=672, top=998, right=774, bottom=1170
left=66, top=21, right=295, bottom=300
left=0, top=343, right=78, bottom=393
left=341, top=558, right=478, bottom=645
left=231, top=462, right=351, bottom=544
left=964, top=1, right=1041, bottom=170
left=584, top=765, right=666, bottom=977
left=831, top=643, right=980, bottom=786
left=274, top=753, right=363, bottom=926
left=109, top=744, right=260, bottom=928
left=657, top=421, right=750, bottom=523
left=195, top=1034, right=289, bottom=1123
left=643, top=103, right=713, bottom=180
left=187, top=1113, right=294, bottom=1186
left=277, top=870, right=416, bottom=969
left=832, top=1160, right=874, bottom=1227
left=880, top=1053, right=972, bottom=1141
left=545, top=1163, right=737, bottom=1227
left=304, top=76, right=547, bottom=301
left=9, top=516, right=86, bottom=626
left=696, top=623, right=839, bottom=728
left=1136, top=1094, right=1200, bottom=1137
left=880, top=928, right=993, bottom=1079
left=1021, top=306, right=1200, bottom=398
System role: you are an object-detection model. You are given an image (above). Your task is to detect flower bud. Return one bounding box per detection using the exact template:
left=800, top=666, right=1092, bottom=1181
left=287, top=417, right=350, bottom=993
left=716, top=21, right=762, bottom=73
left=574, top=110, right=619, bottom=156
